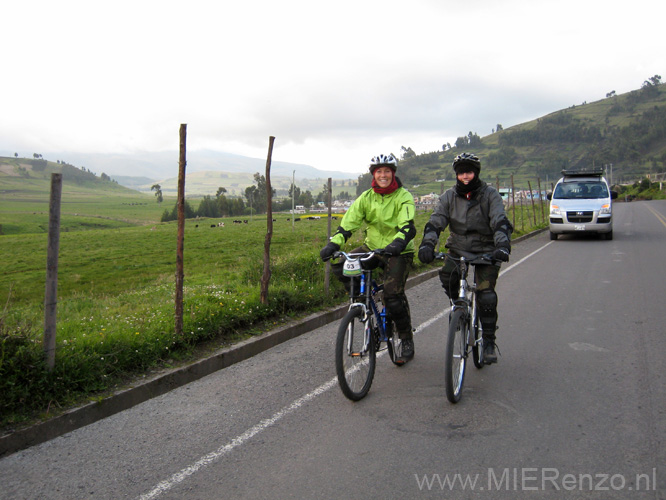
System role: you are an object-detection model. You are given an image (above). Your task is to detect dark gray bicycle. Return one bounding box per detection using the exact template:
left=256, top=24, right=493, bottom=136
left=436, top=252, right=496, bottom=403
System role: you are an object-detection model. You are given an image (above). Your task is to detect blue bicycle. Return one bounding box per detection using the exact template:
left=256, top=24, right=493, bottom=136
left=328, top=250, right=404, bottom=401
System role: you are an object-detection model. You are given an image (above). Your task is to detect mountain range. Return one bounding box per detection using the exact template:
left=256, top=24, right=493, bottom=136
left=0, top=149, right=355, bottom=196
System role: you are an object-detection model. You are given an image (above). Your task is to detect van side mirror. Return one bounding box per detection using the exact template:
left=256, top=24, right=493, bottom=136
left=546, top=193, right=552, bottom=201
left=611, top=191, right=618, bottom=200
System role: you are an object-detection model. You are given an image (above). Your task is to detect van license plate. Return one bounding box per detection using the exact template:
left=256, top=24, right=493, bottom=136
left=575, top=225, right=586, bottom=231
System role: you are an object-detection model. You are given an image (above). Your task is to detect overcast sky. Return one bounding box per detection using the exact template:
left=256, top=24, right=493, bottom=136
left=3, top=0, right=664, bottom=175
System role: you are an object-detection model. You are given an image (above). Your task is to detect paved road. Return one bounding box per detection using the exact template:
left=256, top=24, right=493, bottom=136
left=1, top=201, right=665, bottom=499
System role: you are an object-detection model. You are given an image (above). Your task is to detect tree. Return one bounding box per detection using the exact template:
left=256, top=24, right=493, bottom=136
left=316, top=182, right=331, bottom=203
left=455, top=136, right=469, bottom=149
left=468, top=131, right=482, bottom=147
left=299, top=190, right=314, bottom=209
left=14, top=153, right=18, bottom=158
left=400, top=146, right=416, bottom=160
left=245, top=173, right=275, bottom=214
left=215, top=186, right=227, bottom=197
left=197, top=195, right=220, bottom=218
left=151, top=184, right=163, bottom=204
left=641, top=75, right=662, bottom=97
left=288, top=182, right=301, bottom=201
left=356, top=172, right=372, bottom=195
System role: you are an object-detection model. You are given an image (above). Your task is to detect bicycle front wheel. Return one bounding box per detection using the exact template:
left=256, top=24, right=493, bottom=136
left=336, top=307, right=376, bottom=401
left=471, top=303, right=484, bottom=370
left=445, top=308, right=469, bottom=403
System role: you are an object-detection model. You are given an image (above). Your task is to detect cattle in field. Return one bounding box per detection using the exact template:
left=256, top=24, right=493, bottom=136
left=243, top=220, right=248, bottom=224
left=233, top=220, right=242, bottom=224
left=218, top=222, right=225, bottom=227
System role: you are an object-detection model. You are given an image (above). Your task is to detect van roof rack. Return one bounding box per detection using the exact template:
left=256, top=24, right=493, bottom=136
left=561, top=167, right=604, bottom=177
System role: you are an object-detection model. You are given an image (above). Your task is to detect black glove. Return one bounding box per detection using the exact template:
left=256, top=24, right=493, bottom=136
left=418, top=242, right=435, bottom=264
left=383, top=238, right=406, bottom=256
left=492, top=246, right=510, bottom=262
left=320, top=242, right=340, bottom=261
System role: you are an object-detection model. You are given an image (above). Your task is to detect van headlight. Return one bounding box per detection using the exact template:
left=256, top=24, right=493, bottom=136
left=599, top=204, right=611, bottom=215
left=550, top=204, right=561, bottom=216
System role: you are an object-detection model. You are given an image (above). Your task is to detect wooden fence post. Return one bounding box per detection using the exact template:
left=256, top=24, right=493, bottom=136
left=510, top=175, right=516, bottom=231
left=325, top=177, right=332, bottom=295
left=43, top=173, right=62, bottom=370
left=260, top=136, right=275, bottom=305
left=175, top=124, right=187, bottom=336
left=537, top=177, right=545, bottom=223
left=528, top=180, right=537, bottom=225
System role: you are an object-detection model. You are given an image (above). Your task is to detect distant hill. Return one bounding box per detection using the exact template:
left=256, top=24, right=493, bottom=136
left=0, top=150, right=359, bottom=198
left=0, top=155, right=359, bottom=200
left=0, top=156, right=139, bottom=195
left=396, top=82, right=666, bottom=195
left=0, top=150, right=354, bottom=183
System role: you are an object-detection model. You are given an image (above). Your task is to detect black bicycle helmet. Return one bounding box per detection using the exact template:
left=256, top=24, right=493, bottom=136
left=452, top=152, right=481, bottom=175
left=369, top=154, right=398, bottom=173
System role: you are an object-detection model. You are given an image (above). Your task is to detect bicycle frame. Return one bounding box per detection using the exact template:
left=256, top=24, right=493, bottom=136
left=438, top=252, right=494, bottom=370
left=347, top=261, right=391, bottom=346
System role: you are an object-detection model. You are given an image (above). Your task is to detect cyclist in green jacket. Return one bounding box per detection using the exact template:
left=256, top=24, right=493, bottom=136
left=418, top=153, right=512, bottom=364
left=320, top=154, right=417, bottom=364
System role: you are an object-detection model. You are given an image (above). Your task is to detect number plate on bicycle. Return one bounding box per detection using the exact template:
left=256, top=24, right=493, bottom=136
left=342, top=258, right=362, bottom=276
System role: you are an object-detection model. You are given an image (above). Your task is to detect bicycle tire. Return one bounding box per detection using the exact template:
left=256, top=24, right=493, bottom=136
left=384, top=319, right=405, bottom=367
left=445, top=308, right=469, bottom=403
left=335, top=307, right=376, bottom=401
left=471, top=303, right=484, bottom=370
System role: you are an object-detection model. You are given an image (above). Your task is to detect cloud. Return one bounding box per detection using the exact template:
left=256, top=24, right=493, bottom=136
left=2, top=0, right=664, bottom=174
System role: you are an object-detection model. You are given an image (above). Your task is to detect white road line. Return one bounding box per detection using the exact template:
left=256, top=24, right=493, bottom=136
left=137, top=241, right=552, bottom=499
left=138, top=378, right=338, bottom=499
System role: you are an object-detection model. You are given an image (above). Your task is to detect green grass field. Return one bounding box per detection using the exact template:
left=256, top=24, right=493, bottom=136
left=1, top=159, right=547, bottom=429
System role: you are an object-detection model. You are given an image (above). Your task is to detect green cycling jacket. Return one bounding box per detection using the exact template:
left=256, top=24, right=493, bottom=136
left=331, top=184, right=416, bottom=253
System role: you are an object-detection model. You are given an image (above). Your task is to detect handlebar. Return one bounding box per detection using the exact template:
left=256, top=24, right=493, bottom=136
left=323, top=248, right=388, bottom=262
left=434, top=252, right=496, bottom=265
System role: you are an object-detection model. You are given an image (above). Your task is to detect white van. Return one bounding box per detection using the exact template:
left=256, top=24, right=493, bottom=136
left=547, top=168, right=618, bottom=240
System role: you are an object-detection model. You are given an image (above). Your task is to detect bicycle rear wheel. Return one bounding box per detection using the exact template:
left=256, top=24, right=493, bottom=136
left=336, top=307, right=376, bottom=401
left=384, top=319, right=405, bottom=367
left=445, top=308, right=469, bottom=403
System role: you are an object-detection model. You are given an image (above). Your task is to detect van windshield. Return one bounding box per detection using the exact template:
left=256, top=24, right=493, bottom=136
left=553, top=181, right=608, bottom=199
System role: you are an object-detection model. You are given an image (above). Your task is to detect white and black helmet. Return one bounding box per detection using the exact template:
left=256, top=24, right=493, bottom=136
left=452, top=152, right=481, bottom=175
left=369, top=154, right=398, bottom=173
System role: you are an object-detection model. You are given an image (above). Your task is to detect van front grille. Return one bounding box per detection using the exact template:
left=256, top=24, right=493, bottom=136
left=567, top=211, right=593, bottom=223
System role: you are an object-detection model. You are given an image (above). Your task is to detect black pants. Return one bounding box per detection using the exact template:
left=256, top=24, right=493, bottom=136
left=438, top=254, right=500, bottom=339
left=331, top=245, right=414, bottom=339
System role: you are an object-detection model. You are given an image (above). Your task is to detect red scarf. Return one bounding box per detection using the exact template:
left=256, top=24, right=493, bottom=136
left=371, top=177, right=399, bottom=195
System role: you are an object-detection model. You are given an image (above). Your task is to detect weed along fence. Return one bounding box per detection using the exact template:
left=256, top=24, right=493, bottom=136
left=34, top=127, right=282, bottom=369
left=498, top=174, right=548, bottom=233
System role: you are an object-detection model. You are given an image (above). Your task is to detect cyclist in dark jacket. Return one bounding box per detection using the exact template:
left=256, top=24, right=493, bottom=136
left=320, top=154, right=417, bottom=364
left=418, top=153, right=512, bottom=363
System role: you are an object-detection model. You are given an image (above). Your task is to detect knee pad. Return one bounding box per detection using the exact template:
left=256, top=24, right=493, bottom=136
left=385, top=295, right=412, bottom=334
left=477, top=289, right=498, bottom=328
left=476, top=290, right=497, bottom=314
